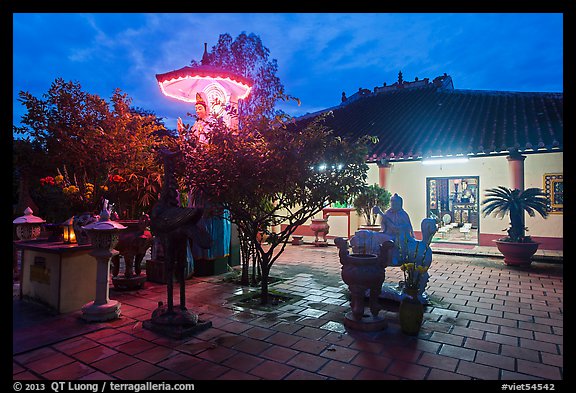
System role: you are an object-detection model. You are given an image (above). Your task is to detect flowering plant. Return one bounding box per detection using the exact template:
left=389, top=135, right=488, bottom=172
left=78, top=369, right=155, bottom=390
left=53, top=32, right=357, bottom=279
left=397, top=233, right=430, bottom=292
left=39, top=166, right=109, bottom=218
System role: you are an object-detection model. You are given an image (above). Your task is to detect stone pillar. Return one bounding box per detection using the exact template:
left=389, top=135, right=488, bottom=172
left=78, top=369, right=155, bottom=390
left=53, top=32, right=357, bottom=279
left=377, top=159, right=392, bottom=190
left=82, top=248, right=121, bottom=322
left=506, top=152, right=526, bottom=191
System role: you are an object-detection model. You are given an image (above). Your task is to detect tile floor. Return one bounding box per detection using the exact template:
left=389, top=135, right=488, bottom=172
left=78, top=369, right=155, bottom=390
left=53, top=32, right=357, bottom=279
left=13, top=244, right=563, bottom=381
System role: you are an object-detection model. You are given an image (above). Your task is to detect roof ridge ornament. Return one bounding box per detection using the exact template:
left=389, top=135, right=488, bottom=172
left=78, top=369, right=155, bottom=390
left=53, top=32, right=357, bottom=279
left=201, top=42, right=209, bottom=65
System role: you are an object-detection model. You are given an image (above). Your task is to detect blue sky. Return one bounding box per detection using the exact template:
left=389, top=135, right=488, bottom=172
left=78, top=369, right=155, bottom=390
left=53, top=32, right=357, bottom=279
left=12, top=13, right=563, bottom=132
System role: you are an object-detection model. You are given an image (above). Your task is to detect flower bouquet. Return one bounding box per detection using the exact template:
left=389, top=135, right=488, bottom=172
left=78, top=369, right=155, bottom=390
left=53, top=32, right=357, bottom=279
left=396, top=233, right=430, bottom=300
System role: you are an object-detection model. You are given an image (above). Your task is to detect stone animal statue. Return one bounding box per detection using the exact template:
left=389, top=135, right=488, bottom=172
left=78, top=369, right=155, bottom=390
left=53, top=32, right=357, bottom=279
left=111, top=213, right=153, bottom=278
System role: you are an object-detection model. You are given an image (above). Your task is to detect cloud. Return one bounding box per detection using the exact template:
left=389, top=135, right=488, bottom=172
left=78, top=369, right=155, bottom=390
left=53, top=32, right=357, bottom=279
left=13, top=12, right=563, bottom=133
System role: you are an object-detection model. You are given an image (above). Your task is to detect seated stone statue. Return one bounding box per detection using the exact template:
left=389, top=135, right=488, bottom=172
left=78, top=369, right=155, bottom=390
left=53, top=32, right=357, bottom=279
left=374, top=193, right=415, bottom=242
left=349, top=193, right=437, bottom=303
left=351, top=193, right=417, bottom=262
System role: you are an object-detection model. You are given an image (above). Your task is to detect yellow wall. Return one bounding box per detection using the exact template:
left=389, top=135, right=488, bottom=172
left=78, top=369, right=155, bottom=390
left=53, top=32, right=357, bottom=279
left=277, top=152, right=562, bottom=244
left=367, top=152, right=563, bottom=239
left=525, top=152, right=563, bottom=237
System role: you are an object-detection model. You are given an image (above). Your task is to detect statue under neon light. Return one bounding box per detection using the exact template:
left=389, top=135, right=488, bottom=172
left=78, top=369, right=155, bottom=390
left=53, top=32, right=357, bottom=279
left=156, top=49, right=252, bottom=131
left=156, top=47, right=253, bottom=277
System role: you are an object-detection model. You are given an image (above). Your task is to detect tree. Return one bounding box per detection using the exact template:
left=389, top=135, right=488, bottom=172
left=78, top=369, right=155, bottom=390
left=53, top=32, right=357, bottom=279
left=481, top=186, right=548, bottom=242
left=353, top=184, right=392, bottom=226
left=13, top=78, right=171, bottom=222
left=192, top=32, right=299, bottom=130
left=179, top=32, right=373, bottom=304
left=178, top=112, right=372, bottom=304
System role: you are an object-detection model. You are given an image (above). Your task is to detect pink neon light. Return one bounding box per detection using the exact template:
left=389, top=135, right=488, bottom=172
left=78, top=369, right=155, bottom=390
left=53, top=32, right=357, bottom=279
left=158, top=74, right=252, bottom=103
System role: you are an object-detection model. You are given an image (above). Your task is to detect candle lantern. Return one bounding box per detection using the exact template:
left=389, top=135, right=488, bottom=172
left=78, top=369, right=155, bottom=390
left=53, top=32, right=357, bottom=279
left=61, top=217, right=77, bottom=244
left=80, top=200, right=126, bottom=322
left=13, top=207, right=45, bottom=241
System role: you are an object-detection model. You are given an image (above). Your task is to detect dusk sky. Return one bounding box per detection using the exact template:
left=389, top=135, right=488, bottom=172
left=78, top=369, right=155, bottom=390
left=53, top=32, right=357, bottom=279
left=12, top=13, right=563, bottom=132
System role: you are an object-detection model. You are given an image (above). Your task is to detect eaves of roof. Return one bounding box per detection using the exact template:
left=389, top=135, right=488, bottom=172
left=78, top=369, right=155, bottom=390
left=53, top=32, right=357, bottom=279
left=293, top=86, right=563, bottom=163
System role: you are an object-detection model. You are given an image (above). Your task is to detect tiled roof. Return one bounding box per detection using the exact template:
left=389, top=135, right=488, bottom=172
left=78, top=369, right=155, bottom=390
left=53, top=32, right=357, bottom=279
left=294, top=85, right=563, bottom=162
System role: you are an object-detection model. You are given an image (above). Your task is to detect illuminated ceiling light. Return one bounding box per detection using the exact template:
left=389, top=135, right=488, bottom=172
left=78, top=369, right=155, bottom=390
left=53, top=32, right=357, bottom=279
left=421, top=157, right=469, bottom=165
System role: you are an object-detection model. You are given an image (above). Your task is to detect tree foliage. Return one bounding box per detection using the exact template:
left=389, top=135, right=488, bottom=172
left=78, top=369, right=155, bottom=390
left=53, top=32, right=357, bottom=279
left=353, top=184, right=392, bottom=226
left=178, top=112, right=372, bottom=303
left=481, top=186, right=548, bottom=242
left=178, top=33, right=374, bottom=303
left=193, top=32, right=299, bottom=129
left=13, top=78, right=171, bottom=222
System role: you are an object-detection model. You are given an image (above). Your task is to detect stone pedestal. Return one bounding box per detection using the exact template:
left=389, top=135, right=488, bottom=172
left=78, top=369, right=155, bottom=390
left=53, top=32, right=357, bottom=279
left=291, top=235, right=304, bottom=245
left=81, top=299, right=121, bottom=322
left=82, top=249, right=121, bottom=322
left=112, top=275, right=147, bottom=291
left=15, top=240, right=96, bottom=314
left=143, top=302, right=212, bottom=339
left=343, top=311, right=388, bottom=332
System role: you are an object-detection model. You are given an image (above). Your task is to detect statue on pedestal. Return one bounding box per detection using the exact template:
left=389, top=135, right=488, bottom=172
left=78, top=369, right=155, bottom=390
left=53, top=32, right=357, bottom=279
left=178, top=92, right=231, bottom=276
left=349, top=193, right=437, bottom=303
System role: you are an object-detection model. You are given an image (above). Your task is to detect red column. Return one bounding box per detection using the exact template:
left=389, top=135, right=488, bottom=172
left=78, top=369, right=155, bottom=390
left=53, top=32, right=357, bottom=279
left=506, top=152, right=526, bottom=230
left=377, top=160, right=392, bottom=190
left=506, top=152, right=526, bottom=191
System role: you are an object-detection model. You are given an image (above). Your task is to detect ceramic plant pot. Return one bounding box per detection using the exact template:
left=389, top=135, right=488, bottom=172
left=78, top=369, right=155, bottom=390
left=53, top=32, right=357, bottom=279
left=399, top=288, right=424, bottom=335
left=494, top=239, right=539, bottom=266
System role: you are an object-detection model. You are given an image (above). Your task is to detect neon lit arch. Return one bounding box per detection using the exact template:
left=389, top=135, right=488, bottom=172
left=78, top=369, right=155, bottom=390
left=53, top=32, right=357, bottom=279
left=156, top=66, right=252, bottom=105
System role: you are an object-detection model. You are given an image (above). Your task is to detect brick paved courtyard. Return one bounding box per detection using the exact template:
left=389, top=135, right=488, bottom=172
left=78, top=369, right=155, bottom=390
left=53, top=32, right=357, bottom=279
left=13, top=244, right=563, bottom=381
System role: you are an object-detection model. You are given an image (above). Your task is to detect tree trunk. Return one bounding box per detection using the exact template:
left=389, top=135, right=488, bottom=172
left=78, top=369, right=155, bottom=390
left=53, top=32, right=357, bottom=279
left=251, top=249, right=258, bottom=286
left=510, top=207, right=525, bottom=239
left=260, top=262, right=271, bottom=305
left=238, top=235, right=250, bottom=285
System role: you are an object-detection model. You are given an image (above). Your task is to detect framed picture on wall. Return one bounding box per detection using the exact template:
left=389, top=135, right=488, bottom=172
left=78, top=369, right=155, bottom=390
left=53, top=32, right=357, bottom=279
left=543, top=173, right=563, bottom=214
left=429, top=179, right=437, bottom=209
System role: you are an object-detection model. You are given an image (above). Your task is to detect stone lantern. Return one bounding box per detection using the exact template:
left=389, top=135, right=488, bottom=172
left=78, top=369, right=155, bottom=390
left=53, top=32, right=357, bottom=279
left=13, top=207, right=45, bottom=241
left=80, top=200, right=126, bottom=322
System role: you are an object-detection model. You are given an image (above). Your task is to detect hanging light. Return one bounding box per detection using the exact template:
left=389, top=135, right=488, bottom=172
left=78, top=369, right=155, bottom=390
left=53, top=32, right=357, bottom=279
left=61, top=217, right=77, bottom=244
left=421, top=157, right=469, bottom=166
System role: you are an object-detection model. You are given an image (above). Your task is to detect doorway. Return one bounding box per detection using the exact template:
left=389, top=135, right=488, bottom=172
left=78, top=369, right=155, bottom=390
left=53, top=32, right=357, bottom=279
left=426, top=176, right=479, bottom=244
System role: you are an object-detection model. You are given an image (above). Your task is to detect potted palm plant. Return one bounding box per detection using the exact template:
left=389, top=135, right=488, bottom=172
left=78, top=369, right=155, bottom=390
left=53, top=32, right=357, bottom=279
left=353, top=184, right=392, bottom=230
left=481, top=186, right=548, bottom=266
